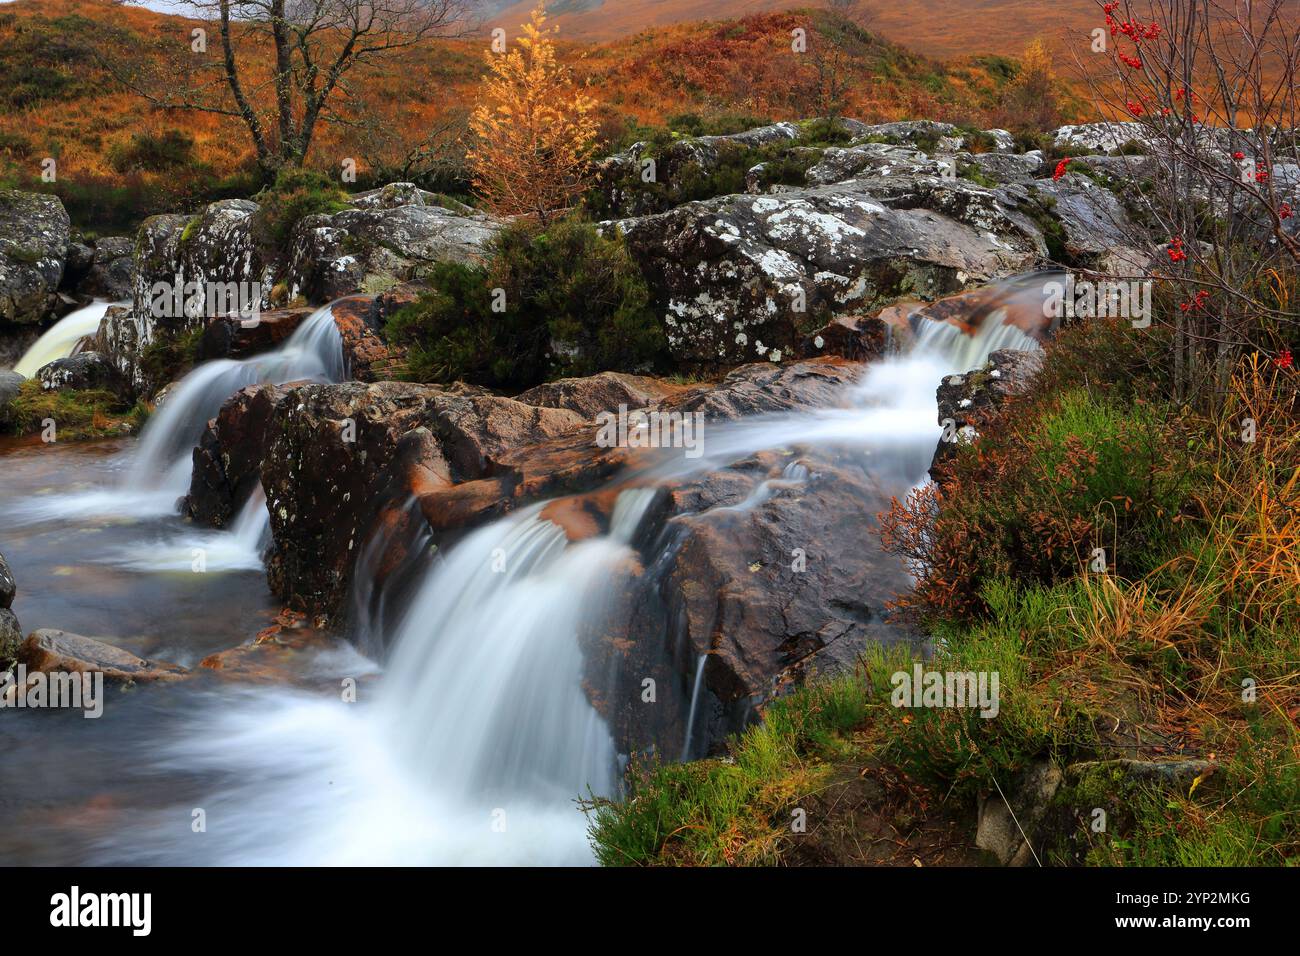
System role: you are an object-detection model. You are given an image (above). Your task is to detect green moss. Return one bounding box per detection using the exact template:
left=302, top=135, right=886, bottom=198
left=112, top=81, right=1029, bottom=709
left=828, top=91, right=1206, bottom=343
left=0, top=380, right=141, bottom=440
left=179, top=214, right=200, bottom=245
left=137, top=324, right=205, bottom=389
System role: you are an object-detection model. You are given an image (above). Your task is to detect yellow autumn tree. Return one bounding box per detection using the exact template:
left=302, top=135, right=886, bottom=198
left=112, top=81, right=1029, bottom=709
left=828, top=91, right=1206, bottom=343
left=467, top=5, right=599, bottom=223
left=998, top=38, right=1062, bottom=131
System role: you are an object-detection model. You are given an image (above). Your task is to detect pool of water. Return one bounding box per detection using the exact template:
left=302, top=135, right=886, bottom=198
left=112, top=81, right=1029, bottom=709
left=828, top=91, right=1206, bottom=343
left=0, top=436, right=374, bottom=865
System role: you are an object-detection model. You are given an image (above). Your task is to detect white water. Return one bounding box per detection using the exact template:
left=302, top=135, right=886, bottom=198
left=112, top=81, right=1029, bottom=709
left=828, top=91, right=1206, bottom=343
left=128, top=303, right=345, bottom=504
left=103, top=487, right=272, bottom=573
left=111, top=496, right=649, bottom=864
left=96, top=287, right=1044, bottom=866
left=680, top=654, right=709, bottom=760
left=11, top=304, right=345, bottom=526
left=11, top=300, right=122, bottom=378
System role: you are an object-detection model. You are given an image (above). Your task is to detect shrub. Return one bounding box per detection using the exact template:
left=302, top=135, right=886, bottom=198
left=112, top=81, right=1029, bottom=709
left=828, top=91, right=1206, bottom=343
left=107, top=130, right=195, bottom=173
left=881, top=382, right=1203, bottom=621
left=386, top=219, right=666, bottom=390
left=251, top=167, right=348, bottom=254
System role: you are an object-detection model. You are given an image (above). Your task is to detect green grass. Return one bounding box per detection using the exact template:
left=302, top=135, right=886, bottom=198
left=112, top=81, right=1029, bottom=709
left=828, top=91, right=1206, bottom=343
left=587, top=568, right=1299, bottom=866
left=0, top=380, right=146, bottom=440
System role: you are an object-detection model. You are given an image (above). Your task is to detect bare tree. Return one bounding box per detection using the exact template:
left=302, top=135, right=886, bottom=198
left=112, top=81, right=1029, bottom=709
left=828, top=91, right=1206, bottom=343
left=116, top=0, right=476, bottom=179
left=1073, top=0, right=1299, bottom=399
left=801, top=0, right=877, bottom=120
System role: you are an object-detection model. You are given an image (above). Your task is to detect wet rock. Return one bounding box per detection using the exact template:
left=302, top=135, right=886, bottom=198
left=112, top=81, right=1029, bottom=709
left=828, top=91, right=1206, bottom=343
left=513, top=371, right=682, bottom=419
left=799, top=312, right=894, bottom=361
left=327, top=296, right=394, bottom=382
left=668, top=357, right=862, bottom=420
left=0, top=550, right=14, bottom=609
left=592, top=445, right=922, bottom=757
left=260, top=380, right=585, bottom=618
left=35, top=351, right=130, bottom=399
left=185, top=382, right=295, bottom=526
left=932, top=347, right=1043, bottom=477
left=196, top=306, right=316, bottom=362
left=0, top=190, right=71, bottom=326
left=976, top=759, right=1063, bottom=865
left=18, top=629, right=188, bottom=683
left=264, top=359, right=864, bottom=621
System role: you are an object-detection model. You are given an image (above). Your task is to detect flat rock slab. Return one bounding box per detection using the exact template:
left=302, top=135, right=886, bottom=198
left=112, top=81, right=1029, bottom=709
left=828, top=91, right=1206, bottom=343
left=19, top=628, right=187, bottom=683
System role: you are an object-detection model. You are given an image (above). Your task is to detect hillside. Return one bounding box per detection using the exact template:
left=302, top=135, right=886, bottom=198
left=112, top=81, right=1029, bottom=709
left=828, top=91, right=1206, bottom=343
left=0, top=0, right=1080, bottom=232
left=490, top=0, right=1102, bottom=59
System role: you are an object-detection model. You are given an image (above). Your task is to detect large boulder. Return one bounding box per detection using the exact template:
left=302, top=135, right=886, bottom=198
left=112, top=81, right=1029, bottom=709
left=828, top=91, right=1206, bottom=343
left=81, top=236, right=135, bottom=300
left=35, top=351, right=130, bottom=400
left=0, top=190, right=71, bottom=326
left=0, top=550, right=16, bottom=610
left=614, top=176, right=1045, bottom=366
left=98, top=200, right=270, bottom=395
left=184, top=382, right=295, bottom=526
left=92, top=187, right=498, bottom=394
left=283, top=187, right=501, bottom=303
left=260, top=380, right=586, bottom=618
left=590, top=441, right=921, bottom=757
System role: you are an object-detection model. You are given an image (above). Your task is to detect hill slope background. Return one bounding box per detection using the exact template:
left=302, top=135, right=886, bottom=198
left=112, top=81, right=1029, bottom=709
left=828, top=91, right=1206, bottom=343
left=0, top=0, right=1084, bottom=232
left=489, top=0, right=1101, bottom=58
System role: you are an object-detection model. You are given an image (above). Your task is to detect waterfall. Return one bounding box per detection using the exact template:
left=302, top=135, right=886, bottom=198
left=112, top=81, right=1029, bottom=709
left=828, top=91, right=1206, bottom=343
left=109, top=491, right=657, bottom=864
left=7, top=303, right=344, bottom=529
left=128, top=304, right=345, bottom=503
left=12, top=300, right=121, bottom=377
left=680, top=654, right=709, bottom=761
left=94, top=274, right=1048, bottom=865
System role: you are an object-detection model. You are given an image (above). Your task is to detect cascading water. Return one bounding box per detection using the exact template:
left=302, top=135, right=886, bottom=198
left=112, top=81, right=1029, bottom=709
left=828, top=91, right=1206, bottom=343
left=106, top=494, right=654, bottom=864
left=11, top=300, right=122, bottom=378
left=83, top=277, right=1047, bottom=866
left=128, top=303, right=346, bottom=504
left=9, top=303, right=346, bottom=527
